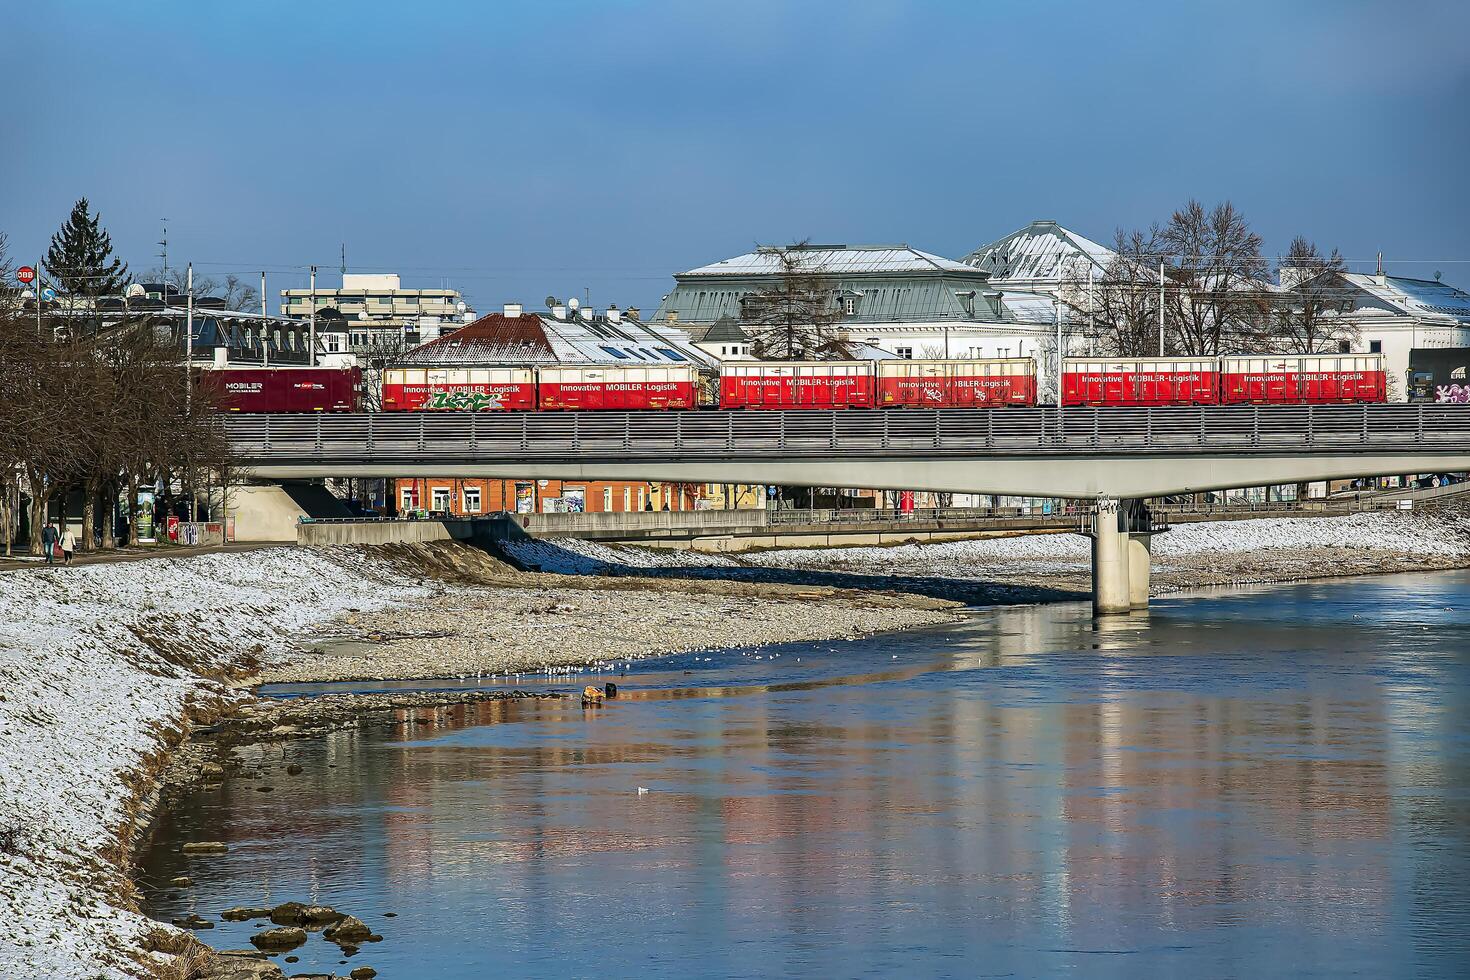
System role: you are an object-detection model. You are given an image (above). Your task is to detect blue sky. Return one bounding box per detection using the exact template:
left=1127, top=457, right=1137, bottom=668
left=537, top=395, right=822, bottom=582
left=2, top=0, right=1467, bottom=312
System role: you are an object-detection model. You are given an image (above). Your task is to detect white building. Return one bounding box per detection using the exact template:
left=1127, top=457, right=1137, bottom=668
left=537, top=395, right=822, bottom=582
left=653, top=243, right=1068, bottom=368
left=1327, top=273, right=1470, bottom=396
left=962, top=219, right=1115, bottom=298
left=280, top=273, right=475, bottom=354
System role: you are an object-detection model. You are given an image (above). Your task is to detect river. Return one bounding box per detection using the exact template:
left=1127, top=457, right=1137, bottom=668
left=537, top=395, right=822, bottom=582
left=139, top=572, right=1470, bottom=978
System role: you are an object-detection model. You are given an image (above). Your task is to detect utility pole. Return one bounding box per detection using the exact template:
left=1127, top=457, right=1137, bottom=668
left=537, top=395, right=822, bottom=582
left=340, top=243, right=346, bottom=277
left=158, top=220, right=169, bottom=299
left=186, top=262, right=196, bottom=522
left=309, top=265, right=317, bottom=368
left=1088, top=264, right=1095, bottom=356
left=260, top=271, right=269, bottom=368
left=1055, top=296, right=1064, bottom=411
left=1158, top=258, right=1166, bottom=357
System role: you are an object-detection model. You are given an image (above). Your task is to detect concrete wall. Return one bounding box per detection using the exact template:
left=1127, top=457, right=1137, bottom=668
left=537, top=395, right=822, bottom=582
left=296, top=520, right=462, bottom=546
left=229, top=484, right=310, bottom=542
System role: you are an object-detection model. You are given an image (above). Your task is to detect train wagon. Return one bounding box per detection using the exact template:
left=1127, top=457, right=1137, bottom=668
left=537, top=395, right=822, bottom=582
left=536, top=364, right=700, bottom=410
left=1220, top=354, right=1387, bottom=405
left=1062, top=357, right=1220, bottom=407
left=209, top=366, right=361, bottom=412
left=381, top=366, right=535, bottom=411
left=719, top=360, right=876, bottom=410
left=877, top=358, right=1037, bottom=408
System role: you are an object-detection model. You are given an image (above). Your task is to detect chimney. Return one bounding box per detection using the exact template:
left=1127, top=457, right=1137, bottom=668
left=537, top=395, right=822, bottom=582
left=666, top=312, right=678, bottom=324
left=1377, top=251, right=1387, bottom=287
left=551, top=304, right=567, bottom=320
left=213, top=346, right=229, bottom=368
left=606, top=306, right=622, bottom=324
left=503, top=302, right=523, bottom=317
left=625, top=307, right=640, bottom=321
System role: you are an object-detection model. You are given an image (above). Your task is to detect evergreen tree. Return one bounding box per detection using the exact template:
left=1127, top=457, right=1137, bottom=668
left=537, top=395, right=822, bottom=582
left=44, top=198, right=129, bottom=297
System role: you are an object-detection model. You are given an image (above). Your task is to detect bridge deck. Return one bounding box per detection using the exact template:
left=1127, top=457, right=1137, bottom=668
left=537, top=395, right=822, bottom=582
left=225, top=405, right=1470, bottom=460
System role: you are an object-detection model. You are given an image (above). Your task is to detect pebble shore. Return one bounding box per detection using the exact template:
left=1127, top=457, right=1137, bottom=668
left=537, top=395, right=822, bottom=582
left=259, top=582, right=962, bottom=685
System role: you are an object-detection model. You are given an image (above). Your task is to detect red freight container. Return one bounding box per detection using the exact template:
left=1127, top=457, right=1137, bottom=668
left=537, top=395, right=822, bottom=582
left=1062, top=357, right=1219, bottom=407
left=382, top=366, right=535, bottom=411
left=878, top=358, right=1037, bottom=408
left=1220, top=354, right=1387, bottom=405
left=536, top=364, right=700, bottom=410
left=210, top=367, right=361, bottom=412
left=719, top=361, right=876, bottom=409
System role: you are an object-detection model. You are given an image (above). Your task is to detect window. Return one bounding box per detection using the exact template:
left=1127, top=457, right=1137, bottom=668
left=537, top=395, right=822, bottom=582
left=843, top=296, right=856, bottom=316
left=623, top=487, right=631, bottom=511
left=637, top=487, right=646, bottom=511
left=896, top=346, right=913, bottom=360
left=1368, top=340, right=1382, bottom=353
left=400, top=487, right=418, bottom=511
left=603, top=487, right=613, bottom=511
left=431, top=487, right=451, bottom=512
left=655, top=347, right=687, bottom=361
left=462, top=487, right=481, bottom=514
left=600, top=345, right=630, bottom=359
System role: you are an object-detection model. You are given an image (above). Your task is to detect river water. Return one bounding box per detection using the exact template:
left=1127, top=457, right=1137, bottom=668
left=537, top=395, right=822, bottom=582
left=140, top=572, right=1470, bottom=978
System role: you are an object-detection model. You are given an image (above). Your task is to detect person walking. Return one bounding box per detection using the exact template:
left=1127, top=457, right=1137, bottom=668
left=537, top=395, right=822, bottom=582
left=40, top=522, right=58, bottom=564
left=60, top=527, right=76, bottom=565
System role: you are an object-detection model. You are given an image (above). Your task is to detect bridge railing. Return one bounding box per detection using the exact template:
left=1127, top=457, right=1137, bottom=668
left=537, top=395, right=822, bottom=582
left=222, top=404, right=1470, bottom=460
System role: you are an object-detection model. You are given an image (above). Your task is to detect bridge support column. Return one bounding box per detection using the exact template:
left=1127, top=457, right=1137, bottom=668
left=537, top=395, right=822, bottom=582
left=1127, top=533, right=1152, bottom=609
left=1091, top=497, right=1131, bottom=616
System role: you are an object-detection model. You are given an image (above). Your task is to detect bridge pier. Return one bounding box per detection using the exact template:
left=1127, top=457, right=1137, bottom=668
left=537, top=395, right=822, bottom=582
left=1090, top=497, right=1132, bottom=615
left=1127, top=532, right=1152, bottom=610
left=1090, top=497, right=1157, bottom=615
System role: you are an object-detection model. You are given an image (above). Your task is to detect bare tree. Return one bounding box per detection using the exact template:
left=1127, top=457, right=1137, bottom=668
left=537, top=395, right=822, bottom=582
left=1268, top=236, right=1356, bottom=354
left=1089, top=227, right=1167, bottom=357
left=740, top=242, right=852, bottom=360
left=1158, top=200, right=1270, bottom=355
left=143, top=266, right=258, bottom=311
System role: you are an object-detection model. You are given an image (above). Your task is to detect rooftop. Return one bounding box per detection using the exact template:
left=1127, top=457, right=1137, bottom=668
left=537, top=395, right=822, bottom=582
left=395, top=309, right=715, bottom=368
left=963, top=220, right=1115, bottom=283
left=1341, top=273, right=1470, bottom=323
left=679, top=244, right=980, bottom=279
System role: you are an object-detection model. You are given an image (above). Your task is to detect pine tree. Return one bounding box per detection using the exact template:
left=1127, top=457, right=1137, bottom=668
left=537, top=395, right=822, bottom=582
left=44, top=198, right=129, bottom=297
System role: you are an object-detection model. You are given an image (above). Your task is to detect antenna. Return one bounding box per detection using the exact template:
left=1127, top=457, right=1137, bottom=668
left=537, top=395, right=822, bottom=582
left=340, top=243, right=346, bottom=277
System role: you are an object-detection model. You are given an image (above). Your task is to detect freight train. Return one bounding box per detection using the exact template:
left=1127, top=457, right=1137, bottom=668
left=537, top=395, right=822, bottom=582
left=211, top=352, right=1387, bottom=414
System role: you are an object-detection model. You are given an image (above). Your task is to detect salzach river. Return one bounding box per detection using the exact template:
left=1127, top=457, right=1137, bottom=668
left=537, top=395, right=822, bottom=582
left=140, top=572, right=1470, bottom=978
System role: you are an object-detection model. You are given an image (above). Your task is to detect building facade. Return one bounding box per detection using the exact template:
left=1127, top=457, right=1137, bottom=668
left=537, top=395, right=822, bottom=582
left=1327, top=273, right=1470, bottom=397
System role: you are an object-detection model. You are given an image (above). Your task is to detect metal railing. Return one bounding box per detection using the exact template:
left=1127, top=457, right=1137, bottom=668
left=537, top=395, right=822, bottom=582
left=222, top=405, right=1470, bottom=462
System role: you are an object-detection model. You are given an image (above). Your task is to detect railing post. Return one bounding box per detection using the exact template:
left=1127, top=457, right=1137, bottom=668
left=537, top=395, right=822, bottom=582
left=674, top=412, right=682, bottom=451
left=985, top=409, right=993, bottom=449
left=365, top=414, right=373, bottom=454
left=831, top=411, right=838, bottom=449
left=1361, top=405, right=1368, bottom=446
left=625, top=414, right=632, bottom=451
left=262, top=416, right=271, bottom=452
left=934, top=411, right=941, bottom=450
left=469, top=414, right=477, bottom=455
left=1252, top=409, right=1259, bottom=448
left=1417, top=404, right=1424, bottom=445
left=314, top=414, right=323, bottom=454
left=1306, top=407, right=1313, bottom=445
left=726, top=411, right=734, bottom=452
left=881, top=412, right=889, bottom=450
left=779, top=411, right=786, bottom=451
left=417, top=415, right=425, bottom=453
left=573, top=413, right=581, bottom=451
left=520, top=414, right=528, bottom=453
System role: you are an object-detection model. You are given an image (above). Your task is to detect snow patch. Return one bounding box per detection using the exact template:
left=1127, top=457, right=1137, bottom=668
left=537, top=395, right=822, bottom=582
left=0, top=547, right=430, bottom=980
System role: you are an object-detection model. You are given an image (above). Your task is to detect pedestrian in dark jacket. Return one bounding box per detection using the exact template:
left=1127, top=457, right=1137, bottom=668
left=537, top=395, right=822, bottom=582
left=41, top=523, right=58, bottom=564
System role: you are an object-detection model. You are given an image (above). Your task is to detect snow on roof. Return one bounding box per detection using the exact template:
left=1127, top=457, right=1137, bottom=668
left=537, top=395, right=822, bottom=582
left=963, top=220, right=1115, bottom=283
left=1342, top=273, right=1470, bottom=323
left=679, top=244, right=978, bottom=278
left=396, top=311, right=716, bottom=368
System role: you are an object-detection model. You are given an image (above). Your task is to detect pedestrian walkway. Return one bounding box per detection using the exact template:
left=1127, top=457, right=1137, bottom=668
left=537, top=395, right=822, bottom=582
left=0, top=541, right=290, bottom=573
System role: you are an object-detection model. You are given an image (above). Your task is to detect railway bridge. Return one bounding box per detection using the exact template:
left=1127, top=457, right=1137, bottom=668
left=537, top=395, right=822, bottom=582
left=225, top=404, right=1470, bottom=614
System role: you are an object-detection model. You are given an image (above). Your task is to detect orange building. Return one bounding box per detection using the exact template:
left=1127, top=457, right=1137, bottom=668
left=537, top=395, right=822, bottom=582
left=394, top=477, right=706, bottom=516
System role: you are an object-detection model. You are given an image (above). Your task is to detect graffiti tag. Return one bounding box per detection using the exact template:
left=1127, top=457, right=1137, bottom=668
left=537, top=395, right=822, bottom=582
left=427, top=390, right=505, bottom=411
left=1435, top=384, right=1470, bottom=404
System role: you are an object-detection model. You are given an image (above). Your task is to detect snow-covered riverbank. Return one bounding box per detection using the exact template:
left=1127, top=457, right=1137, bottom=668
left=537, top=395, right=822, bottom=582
left=0, top=548, right=430, bottom=980
left=503, top=507, right=1470, bottom=593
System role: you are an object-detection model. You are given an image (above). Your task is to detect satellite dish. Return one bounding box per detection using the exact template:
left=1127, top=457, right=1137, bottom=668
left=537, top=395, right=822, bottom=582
left=567, top=297, right=580, bottom=310
left=126, top=283, right=146, bottom=299
left=456, top=301, right=467, bottom=313
left=545, top=295, right=560, bottom=309
left=357, top=311, right=371, bottom=321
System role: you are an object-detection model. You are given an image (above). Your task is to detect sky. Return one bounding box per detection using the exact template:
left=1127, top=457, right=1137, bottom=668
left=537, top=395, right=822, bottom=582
left=2, top=0, right=1468, bottom=314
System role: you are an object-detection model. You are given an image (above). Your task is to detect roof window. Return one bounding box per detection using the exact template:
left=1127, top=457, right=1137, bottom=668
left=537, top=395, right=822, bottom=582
left=655, top=347, right=687, bottom=362
left=599, top=345, right=630, bottom=359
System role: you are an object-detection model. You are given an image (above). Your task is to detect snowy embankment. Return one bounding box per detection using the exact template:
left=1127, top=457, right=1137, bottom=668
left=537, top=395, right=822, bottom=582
left=0, top=548, right=429, bottom=980
left=505, top=509, right=1470, bottom=583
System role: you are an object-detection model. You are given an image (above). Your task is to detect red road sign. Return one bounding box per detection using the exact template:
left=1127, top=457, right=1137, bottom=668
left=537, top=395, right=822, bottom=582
left=16, top=266, right=35, bottom=284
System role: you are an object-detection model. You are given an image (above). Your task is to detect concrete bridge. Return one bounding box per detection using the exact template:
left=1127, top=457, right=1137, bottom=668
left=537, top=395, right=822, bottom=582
left=226, top=405, right=1470, bottom=614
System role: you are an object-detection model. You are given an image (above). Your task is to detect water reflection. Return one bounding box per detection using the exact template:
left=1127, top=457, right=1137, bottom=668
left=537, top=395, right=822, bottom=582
left=141, top=573, right=1470, bottom=978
